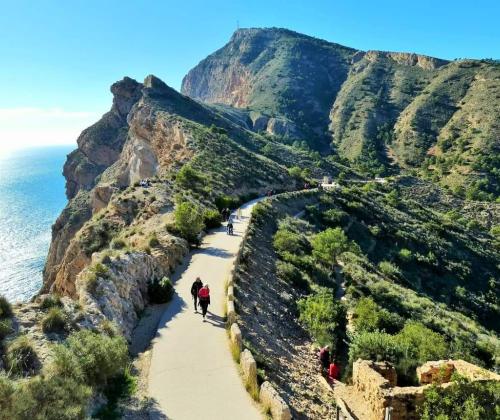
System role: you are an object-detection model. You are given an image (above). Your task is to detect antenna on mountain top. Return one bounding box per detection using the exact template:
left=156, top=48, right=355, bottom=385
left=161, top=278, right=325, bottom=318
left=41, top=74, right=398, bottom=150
left=236, top=20, right=240, bottom=30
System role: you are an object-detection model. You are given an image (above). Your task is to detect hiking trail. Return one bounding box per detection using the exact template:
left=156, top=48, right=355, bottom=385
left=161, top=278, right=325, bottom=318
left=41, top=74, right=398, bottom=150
left=147, top=200, right=262, bottom=420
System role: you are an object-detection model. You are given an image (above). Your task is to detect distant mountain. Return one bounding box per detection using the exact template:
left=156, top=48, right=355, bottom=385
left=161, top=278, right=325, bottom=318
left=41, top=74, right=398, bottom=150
left=182, top=28, right=500, bottom=199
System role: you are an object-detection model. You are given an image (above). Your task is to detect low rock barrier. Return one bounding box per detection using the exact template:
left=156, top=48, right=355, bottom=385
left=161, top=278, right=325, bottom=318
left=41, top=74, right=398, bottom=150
left=225, top=199, right=293, bottom=419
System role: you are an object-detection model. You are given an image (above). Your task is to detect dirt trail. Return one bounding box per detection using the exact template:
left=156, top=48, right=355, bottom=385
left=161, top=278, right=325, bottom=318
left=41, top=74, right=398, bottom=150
left=147, top=201, right=262, bottom=420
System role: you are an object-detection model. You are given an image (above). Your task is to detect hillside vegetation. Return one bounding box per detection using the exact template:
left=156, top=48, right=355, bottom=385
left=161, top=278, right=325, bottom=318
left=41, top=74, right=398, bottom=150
left=183, top=28, right=500, bottom=200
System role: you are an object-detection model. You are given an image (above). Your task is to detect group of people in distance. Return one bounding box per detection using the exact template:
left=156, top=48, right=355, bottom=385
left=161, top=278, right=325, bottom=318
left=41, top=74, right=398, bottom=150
left=318, top=345, right=340, bottom=384
left=190, top=277, right=211, bottom=320
left=139, top=178, right=151, bottom=187
left=222, top=206, right=243, bottom=236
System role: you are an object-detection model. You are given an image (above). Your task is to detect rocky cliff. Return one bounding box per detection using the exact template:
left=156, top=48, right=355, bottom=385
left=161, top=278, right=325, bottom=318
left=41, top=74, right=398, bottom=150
left=182, top=28, right=500, bottom=199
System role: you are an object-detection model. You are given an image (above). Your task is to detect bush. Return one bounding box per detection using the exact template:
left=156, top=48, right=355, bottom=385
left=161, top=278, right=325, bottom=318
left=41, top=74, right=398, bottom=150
left=398, top=248, right=412, bottom=263
left=10, top=375, right=91, bottom=420
left=419, top=377, right=500, bottom=420
left=0, top=318, right=13, bottom=340
left=39, top=294, right=62, bottom=310
left=41, top=308, right=67, bottom=333
left=273, top=228, right=304, bottom=255
left=298, top=288, right=345, bottom=347
left=174, top=200, right=205, bottom=243
left=0, top=295, right=12, bottom=318
left=65, top=330, right=128, bottom=386
left=111, top=238, right=126, bottom=249
left=275, top=261, right=309, bottom=290
left=349, top=331, right=402, bottom=365
left=322, top=209, right=348, bottom=225
left=352, top=297, right=403, bottom=334
left=396, top=321, right=448, bottom=364
left=204, top=209, right=222, bottom=229
left=0, top=375, right=15, bottom=415
left=215, top=195, right=240, bottom=211
left=148, top=277, right=174, bottom=304
left=176, top=164, right=204, bottom=189
left=5, top=335, right=38, bottom=375
left=48, top=344, right=84, bottom=381
left=378, top=260, right=401, bottom=277
left=148, top=233, right=160, bottom=248
left=312, top=227, right=353, bottom=266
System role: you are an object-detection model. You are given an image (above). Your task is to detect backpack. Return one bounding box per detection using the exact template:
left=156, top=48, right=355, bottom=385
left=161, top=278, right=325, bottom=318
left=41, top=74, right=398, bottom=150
left=199, top=287, right=210, bottom=299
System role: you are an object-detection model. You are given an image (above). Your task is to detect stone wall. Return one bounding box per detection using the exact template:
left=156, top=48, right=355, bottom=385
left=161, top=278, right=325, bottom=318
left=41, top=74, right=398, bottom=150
left=225, top=201, right=292, bottom=420
left=335, top=359, right=500, bottom=420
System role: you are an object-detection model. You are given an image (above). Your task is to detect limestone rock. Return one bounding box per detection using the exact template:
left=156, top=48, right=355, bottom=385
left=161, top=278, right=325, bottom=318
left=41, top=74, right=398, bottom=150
left=259, top=381, right=291, bottom=420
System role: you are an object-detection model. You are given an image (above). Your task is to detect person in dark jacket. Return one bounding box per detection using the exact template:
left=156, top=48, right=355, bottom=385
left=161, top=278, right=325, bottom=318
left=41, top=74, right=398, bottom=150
left=318, top=346, right=330, bottom=372
left=190, top=277, right=203, bottom=312
left=198, top=284, right=211, bottom=320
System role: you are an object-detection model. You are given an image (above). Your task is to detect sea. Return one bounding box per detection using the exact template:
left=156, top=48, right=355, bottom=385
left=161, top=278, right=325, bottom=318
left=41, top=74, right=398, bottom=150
left=0, top=146, right=72, bottom=302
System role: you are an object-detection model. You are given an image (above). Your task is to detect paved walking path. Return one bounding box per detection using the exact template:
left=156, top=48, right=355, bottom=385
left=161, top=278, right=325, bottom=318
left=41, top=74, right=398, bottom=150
left=148, top=200, right=262, bottom=420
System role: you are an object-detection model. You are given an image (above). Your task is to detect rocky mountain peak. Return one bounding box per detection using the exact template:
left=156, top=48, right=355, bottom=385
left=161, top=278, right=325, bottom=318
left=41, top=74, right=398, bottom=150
left=110, top=77, right=142, bottom=117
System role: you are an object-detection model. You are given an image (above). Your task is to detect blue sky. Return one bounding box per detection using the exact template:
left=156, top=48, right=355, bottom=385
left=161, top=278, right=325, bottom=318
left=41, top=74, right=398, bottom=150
left=0, top=0, right=498, bottom=149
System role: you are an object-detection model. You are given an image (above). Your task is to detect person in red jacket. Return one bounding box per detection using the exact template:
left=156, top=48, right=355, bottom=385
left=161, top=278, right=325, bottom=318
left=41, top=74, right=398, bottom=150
left=328, top=360, right=340, bottom=383
left=198, top=284, right=211, bottom=320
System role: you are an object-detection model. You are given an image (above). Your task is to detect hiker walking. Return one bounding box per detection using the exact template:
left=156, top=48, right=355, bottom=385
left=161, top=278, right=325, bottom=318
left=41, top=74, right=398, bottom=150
left=198, top=284, right=211, bottom=320
left=227, top=220, right=234, bottom=235
left=190, top=277, right=203, bottom=312
left=318, top=345, right=330, bottom=373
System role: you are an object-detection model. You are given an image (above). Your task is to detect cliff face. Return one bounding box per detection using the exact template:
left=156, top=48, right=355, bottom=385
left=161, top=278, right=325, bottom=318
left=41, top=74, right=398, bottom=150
left=183, top=28, right=499, bottom=198
left=63, top=77, right=142, bottom=199
left=43, top=72, right=330, bottom=337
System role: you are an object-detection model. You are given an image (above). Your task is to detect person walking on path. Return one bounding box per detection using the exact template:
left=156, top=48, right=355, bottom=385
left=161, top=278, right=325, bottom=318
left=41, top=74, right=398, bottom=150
left=198, top=284, right=211, bottom=320
left=190, top=277, right=203, bottom=312
left=227, top=220, right=234, bottom=235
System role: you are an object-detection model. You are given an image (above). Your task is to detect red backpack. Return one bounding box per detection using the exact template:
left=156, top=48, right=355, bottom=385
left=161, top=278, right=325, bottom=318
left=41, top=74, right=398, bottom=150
left=199, top=287, right=210, bottom=299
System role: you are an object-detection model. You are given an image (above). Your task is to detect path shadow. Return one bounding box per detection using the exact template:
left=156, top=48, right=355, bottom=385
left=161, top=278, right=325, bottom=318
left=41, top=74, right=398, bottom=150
left=196, top=246, right=234, bottom=259
left=155, top=291, right=188, bottom=334
left=204, top=311, right=226, bottom=329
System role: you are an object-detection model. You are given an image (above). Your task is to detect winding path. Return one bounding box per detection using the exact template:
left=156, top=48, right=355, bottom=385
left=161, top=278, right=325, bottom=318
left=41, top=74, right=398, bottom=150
left=148, top=200, right=262, bottom=420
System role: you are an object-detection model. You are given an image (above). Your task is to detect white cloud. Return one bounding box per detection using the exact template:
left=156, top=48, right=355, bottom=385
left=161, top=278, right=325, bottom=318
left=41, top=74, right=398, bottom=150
left=0, top=107, right=102, bottom=152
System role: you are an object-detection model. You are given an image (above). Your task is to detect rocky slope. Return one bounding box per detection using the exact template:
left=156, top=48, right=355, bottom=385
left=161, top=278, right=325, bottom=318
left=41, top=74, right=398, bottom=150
left=41, top=73, right=342, bottom=340
left=182, top=28, right=500, bottom=199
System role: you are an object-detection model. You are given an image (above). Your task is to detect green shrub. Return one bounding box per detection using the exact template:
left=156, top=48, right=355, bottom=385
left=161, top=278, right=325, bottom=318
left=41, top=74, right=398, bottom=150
left=275, top=261, right=309, bottom=290
left=176, top=164, right=204, bottom=189
left=288, top=166, right=303, bottom=179
left=41, top=308, right=67, bottom=333
left=11, top=375, right=91, bottom=420
left=174, top=200, right=205, bottom=243
left=396, top=321, right=448, bottom=364
left=298, top=288, right=345, bottom=347
left=148, top=277, right=174, bottom=304
left=0, top=318, right=13, bottom=340
left=419, top=377, right=500, bottom=420
left=48, top=344, right=84, bottom=382
left=322, top=209, right=348, bottom=225
left=39, top=294, right=62, bottom=310
left=215, top=194, right=240, bottom=211
left=111, top=238, right=126, bottom=249
left=273, top=228, right=304, bottom=255
left=5, top=335, right=38, bottom=375
left=148, top=233, right=160, bottom=248
left=0, top=375, right=15, bottom=416
left=65, top=330, right=128, bottom=386
left=398, top=248, right=412, bottom=263
left=349, top=331, right=402, bottom=365
left=352, top=297, right=403, bottom=334
left=204, top=209, right=222, bottom=229
left=378, top=260, right=401, bottom=277
left=0, top=295, right=12, bottom=318
left=312, top=227, right=353, bottom=266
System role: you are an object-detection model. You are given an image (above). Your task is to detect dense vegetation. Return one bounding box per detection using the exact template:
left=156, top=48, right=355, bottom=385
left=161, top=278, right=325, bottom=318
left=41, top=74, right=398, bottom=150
left=254, top=184, right=499, bottom=385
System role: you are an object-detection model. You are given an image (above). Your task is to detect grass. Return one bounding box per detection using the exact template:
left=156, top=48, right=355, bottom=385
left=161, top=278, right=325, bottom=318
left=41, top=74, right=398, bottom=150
left=42, top=308, right=67, bottom=333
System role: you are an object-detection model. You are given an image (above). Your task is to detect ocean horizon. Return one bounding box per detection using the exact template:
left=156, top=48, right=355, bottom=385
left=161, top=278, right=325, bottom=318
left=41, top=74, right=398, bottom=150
left=0, top=145, right=72, bottom=302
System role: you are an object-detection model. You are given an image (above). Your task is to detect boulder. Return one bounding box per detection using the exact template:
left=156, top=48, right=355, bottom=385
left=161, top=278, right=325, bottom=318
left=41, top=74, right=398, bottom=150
left=259, top=381, right=291, bottom=420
